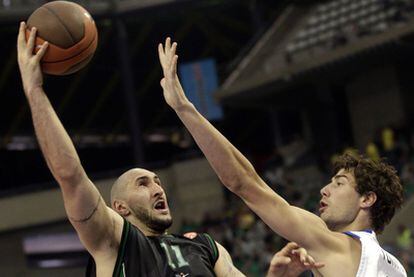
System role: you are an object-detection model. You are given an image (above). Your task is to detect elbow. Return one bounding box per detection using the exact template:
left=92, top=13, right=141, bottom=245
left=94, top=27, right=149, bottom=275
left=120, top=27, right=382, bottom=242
left=224, top=179, right=244, bottom=194
left=220, top=171, right=258, bottom=195
left=52, top=162, right=84, bottom=185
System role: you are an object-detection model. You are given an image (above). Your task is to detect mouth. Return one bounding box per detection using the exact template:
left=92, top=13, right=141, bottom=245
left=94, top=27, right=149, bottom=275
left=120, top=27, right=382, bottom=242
left=319, top=201, right=328, bottom=213
left=153, top=199, right=169, bottom=214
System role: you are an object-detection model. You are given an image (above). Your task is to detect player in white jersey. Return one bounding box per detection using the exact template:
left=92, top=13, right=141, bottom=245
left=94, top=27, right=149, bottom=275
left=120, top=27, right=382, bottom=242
left=158, top=38, right=408, bottom=276
left=344, top=230, right=406, bottom=276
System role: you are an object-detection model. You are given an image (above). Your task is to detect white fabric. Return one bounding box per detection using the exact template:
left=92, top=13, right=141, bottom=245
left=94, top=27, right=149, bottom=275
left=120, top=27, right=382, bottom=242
left=345, top=230, right=407, bottom=277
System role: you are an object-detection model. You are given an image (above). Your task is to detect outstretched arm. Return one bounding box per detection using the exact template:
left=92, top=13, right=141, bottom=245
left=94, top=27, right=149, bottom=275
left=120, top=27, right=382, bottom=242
left=158, top=38, right=344, bottom=255
left=17, top=22, right=123, bottom=256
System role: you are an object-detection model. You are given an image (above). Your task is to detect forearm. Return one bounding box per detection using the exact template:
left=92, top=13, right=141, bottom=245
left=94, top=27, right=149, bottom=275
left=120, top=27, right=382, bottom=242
left=174, top=102, right=258, bottom=192
left=27, top=87, right=84, bottom=185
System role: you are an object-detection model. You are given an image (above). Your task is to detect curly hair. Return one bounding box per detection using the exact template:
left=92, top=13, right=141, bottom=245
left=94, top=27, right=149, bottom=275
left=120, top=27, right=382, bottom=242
left=333, top=154, right=404, bottom=233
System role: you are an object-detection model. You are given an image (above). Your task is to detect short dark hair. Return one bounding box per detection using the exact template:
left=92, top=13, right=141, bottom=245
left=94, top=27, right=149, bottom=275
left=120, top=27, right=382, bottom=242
left=333, top=154, right=404, bottom=233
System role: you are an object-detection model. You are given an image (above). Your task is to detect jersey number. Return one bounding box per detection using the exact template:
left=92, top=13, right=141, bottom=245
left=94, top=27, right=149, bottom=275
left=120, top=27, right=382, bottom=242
left=160, top=242, right=190, bottom=269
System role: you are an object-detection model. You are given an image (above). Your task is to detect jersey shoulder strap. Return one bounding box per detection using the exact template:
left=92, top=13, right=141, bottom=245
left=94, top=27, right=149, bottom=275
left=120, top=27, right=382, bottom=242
left=85, top=219, right=130, bottom=277
left=184, top=232, right=219, bottom=264
left=112, top=218, right=130, bottom=277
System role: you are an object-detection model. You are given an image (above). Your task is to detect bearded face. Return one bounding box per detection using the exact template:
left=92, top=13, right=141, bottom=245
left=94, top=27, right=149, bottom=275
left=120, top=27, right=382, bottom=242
left=114, top=168, right=173, bottom=234
left=129, top=200, right=173, bottom=233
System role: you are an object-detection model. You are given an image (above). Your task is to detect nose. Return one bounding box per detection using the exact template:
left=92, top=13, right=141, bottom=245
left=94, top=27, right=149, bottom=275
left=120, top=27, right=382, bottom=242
left=320, top=183, right=330, bottom=197
left=152, top=183, right=164, bottom=198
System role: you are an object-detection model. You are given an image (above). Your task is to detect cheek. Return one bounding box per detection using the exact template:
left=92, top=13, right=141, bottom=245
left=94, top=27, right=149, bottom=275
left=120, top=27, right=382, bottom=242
left=128, top=192, right=151, bottom=207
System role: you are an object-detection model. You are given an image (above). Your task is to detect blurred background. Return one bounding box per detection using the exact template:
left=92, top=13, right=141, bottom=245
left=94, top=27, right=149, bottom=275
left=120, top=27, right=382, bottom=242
left=0, top=0, right=414, bottom=276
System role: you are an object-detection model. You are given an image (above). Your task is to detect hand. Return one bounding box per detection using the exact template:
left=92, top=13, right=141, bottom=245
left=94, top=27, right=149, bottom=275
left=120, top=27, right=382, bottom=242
left=267, top=242, right=324, bottom=277
left=17, top=22, right=48, bottom=95
left=158, top=37, right=190, bottom=110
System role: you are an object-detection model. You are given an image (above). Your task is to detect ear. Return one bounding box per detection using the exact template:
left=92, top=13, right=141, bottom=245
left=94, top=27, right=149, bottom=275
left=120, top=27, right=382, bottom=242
left=113, top=200, right=130, bottom=216
left=361, top=191, right=377, bottom=209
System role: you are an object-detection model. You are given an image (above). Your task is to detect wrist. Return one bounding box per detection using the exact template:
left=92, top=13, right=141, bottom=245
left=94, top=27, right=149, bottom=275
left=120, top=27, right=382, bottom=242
left=25, top=85, right=44, bottom=100
left=173, top=101, right=194, bottom=113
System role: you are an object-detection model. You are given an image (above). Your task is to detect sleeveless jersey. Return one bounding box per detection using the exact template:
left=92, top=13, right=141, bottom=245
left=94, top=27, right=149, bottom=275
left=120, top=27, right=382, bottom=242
left=344, top=230, right=407, bottom=277
left=85, top=219, right=219, bottom=277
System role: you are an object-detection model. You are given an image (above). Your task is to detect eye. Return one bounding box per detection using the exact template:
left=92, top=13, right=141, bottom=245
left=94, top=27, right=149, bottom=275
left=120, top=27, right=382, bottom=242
left=137, top=179, right=148, bottom=187
left=154, top=177, right=162, bottom=187
left=336, top=182, right=343, bottom=186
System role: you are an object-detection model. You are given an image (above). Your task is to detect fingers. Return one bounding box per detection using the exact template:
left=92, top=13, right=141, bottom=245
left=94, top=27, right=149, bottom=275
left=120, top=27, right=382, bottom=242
left=17, top=22, right=27, bottom=53
left=313, top=262, right=325, bottom=268
left=171, top=55, right=178, bottom=76
left=161, top=38, right=177, bottom=57
left=270, top=256, right=291, bottom=268
left=292, top=248, right=308, bottom=264
left=35, top=41, right=48, bottom=62
left=159, top=37, right=178, bottom=77
left=277, top=242, right=299, bottom=256
left=158, top=43, right=165, bottom=67
left=291, top=247, right=324, bottom=269
left=275, top=256, right=291, bottom=266
left=169, top=42, right=177, bottom=58
left=27, top=26, right=37, bottom=54
left=165, top=37, right=171, bottom=52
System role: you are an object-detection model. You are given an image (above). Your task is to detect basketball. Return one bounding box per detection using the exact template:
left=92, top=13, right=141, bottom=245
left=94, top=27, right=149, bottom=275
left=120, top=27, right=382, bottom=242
left=26, top=1, right=98, bottom=75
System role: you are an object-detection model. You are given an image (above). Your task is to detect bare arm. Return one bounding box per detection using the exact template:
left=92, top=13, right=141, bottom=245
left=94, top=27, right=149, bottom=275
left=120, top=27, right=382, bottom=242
left=158, top=38, right=344, bottom=255
left=17, top=22, right=123, bottom=256
left=214, top=242, right=245, bottom=277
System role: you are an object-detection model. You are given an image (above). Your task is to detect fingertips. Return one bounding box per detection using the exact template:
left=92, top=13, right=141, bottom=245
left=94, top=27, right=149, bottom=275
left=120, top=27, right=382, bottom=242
left=17, top=22, right=26, bottom=46
left=158, top=43, right=164, bottom=55
left=315, top=262, right=325, bottom=268
left=172, top=42, right=177, bottom=50
left=36, top=41, right=49, bottom=60
left=308, top=256, right=316, bottom=264
left=30, top=27, right=37, bottom=36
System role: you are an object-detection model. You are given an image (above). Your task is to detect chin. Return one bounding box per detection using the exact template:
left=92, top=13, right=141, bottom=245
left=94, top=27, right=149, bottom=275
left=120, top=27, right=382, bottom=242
left=152, top=217, right=173, bottom=233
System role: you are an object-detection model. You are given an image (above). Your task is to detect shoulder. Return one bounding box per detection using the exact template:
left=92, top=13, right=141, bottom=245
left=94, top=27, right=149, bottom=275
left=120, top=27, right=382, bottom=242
left=182, top=232, right=219, bottom=262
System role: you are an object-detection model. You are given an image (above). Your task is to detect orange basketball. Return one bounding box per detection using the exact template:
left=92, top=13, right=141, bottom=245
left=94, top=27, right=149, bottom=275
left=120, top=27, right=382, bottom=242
left=26, top=1, right=98, bottom=75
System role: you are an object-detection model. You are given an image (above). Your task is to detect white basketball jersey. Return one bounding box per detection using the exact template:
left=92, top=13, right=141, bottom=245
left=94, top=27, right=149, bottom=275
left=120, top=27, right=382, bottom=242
left=344, top=230, right=407, bottom=277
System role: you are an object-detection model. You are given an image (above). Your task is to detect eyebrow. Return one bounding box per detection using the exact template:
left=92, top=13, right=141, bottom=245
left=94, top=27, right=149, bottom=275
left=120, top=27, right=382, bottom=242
left=135, top=175, right=160, bottom=182
left=333, top=174, right=349, bottom=181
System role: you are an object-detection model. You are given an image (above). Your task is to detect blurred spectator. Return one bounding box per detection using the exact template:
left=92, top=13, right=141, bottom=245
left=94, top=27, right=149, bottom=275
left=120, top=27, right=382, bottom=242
left=397, top=225, right=413, bottom=251
left=366, top=142, right=381, bottom=162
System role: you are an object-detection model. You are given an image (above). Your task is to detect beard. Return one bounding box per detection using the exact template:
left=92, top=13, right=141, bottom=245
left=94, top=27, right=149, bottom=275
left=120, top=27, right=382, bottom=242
left=131, top=205, right=173, bottom=233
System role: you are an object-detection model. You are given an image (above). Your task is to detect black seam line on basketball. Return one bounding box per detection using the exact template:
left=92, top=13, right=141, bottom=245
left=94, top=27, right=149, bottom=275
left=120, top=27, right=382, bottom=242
left=41, top=6, right=76, bottom=45
left=42, top=33, right=96, bottom=64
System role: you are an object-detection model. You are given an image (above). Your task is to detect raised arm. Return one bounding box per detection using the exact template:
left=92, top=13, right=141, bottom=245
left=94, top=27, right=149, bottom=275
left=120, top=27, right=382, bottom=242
left=17, top=22, right=123, bottom=256
left=158, top=38, right=344, bottom=255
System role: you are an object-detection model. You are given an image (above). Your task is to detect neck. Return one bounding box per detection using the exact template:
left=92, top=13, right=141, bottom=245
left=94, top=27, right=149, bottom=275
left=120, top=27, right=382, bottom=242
left=330, top=213, right=373, bottom=233
left=126, top=216, right=165, bottom=236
